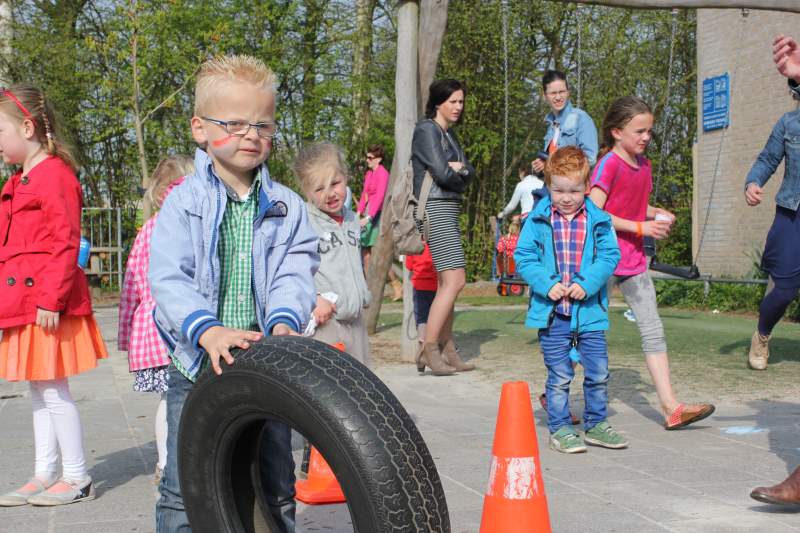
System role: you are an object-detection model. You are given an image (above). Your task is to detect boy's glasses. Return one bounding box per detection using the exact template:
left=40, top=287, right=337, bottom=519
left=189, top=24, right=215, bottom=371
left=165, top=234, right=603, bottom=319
left=201, top=116, right=279, bottom=139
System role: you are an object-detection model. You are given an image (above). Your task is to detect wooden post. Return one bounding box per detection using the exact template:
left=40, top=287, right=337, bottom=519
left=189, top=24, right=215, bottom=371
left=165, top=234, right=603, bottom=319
left=396, top=0, right=450, bottom=361
left=418, top=0, right=449, bottom=116
left=364, top=0, right=420, bottom=335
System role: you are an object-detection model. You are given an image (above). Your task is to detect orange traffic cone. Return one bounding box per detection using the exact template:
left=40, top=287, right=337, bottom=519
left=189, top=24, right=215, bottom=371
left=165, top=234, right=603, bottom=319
left=479, top=381, right=551, bottom=532
left=295, top=446, right=346, bottom=504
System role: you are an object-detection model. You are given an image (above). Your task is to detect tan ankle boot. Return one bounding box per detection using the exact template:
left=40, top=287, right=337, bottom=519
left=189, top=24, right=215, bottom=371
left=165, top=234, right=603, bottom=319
left=391, top=279, right=403, bottom=301
left=440, top=339, right=475, bottom=372
left=418, top=342, right=456, bottom=376
left=748, top=330, right=770, bottom=370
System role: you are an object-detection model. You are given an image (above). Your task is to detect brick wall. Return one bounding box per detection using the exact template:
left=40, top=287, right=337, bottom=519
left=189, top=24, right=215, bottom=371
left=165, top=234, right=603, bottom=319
left=695, top=9, right=800, bottom=277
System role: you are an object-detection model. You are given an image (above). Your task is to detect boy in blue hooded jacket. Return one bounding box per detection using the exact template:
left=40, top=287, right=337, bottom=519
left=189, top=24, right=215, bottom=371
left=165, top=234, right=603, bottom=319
left=515, top=146, right=626, bottom=454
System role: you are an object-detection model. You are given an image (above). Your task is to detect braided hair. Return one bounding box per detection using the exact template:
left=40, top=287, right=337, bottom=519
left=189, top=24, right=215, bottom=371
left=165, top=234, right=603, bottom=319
left=0, top=84, right=78, bottom=171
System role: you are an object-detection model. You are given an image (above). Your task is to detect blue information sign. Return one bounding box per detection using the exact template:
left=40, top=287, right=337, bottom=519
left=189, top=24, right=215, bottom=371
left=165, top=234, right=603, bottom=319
left=702, top=73, right=730, bottom=132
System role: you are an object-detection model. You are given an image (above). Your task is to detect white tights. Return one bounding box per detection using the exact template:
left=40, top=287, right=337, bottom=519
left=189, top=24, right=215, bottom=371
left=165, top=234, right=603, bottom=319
left=155, top=394, right=167, bottom=471
left=30, top=379, right=88, bottom=482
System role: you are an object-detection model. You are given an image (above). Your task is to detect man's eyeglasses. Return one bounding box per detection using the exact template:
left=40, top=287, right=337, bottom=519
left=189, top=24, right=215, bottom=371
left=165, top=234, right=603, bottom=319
left=365, top=155, right=377, bottom=160
left=201, top=117, right=279, bottom=139
left=545, top=90, right=568, bottom=98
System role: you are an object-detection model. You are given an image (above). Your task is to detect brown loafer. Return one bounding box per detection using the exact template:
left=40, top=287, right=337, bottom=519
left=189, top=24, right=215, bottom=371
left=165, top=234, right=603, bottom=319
left=664, top=403, right=715, bottom=430
left=751, top=466, right=800, bottom=505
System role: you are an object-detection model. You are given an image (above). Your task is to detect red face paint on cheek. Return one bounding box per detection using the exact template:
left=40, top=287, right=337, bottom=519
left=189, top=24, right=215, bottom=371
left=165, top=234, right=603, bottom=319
left=211, top=135, right=235, bottom=147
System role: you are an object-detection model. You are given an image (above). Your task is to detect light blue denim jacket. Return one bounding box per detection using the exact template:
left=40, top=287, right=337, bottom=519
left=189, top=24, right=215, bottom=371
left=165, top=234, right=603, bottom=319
left=543, top=101, right=599, bottom=166
left=745, top=109, right=800, bottom=211
left=149, top=149, right=320, bottom=380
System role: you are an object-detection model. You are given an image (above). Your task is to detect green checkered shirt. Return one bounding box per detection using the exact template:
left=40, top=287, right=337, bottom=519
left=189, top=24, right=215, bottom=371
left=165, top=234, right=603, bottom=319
left=218, top=177, right=260, bottom=331
left=170, top=177, right=261, bottom=381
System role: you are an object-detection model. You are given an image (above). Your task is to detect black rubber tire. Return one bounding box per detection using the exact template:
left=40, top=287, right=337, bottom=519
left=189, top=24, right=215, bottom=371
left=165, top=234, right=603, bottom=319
left=179, top=336, right=450, bottom=533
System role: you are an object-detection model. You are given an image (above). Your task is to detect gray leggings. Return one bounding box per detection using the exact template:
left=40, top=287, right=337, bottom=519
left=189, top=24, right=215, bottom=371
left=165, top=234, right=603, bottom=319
left=608, top=270, right=667, bottom=354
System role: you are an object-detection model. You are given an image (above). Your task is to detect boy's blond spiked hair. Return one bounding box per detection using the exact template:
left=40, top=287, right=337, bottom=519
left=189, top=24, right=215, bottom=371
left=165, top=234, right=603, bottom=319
left=194, top=55, right=276, bottom=115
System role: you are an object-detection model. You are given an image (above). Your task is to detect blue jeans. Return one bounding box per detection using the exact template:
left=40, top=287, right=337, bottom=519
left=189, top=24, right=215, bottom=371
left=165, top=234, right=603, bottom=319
left=538, top=314, right=609, bottom=434
left=156, top=365, right=296, bottom=532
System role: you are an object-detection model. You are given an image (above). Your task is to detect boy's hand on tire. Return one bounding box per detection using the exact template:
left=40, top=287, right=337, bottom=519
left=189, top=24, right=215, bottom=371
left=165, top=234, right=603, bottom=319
left=199, top=326, right=263, bottom=375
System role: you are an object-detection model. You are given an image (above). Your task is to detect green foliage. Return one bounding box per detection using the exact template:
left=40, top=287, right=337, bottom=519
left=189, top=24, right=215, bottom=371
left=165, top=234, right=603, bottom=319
left=3, top=1, right=697, bottom=283
left=654, top=279, right=765, bottom=313
left=439, top=2, right=697, bottom=278
left=655, top=278, right=800, bottom=321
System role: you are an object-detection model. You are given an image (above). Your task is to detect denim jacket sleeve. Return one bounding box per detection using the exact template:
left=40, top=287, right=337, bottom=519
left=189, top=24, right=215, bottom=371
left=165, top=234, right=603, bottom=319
left=263, top=199, right=319, bottom=334
left=746, top=114, right=786, bottom=189
left=149, top=189, right=222, bottom=350
left=573, top=219, right=620, bottom=298
left=412, top=121, right=471, bottom=193
left=577, top=111, right=599, bottom=166
left=514, top=219, right=561, bottom=299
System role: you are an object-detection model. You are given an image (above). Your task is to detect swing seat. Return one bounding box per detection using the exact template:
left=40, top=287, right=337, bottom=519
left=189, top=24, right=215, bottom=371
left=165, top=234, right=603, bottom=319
left=649, top=257, right=701, bottom=280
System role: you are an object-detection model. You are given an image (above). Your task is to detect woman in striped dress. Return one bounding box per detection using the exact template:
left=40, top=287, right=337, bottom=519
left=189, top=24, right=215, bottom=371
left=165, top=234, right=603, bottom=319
left=410, top=79, right=476, bottom=376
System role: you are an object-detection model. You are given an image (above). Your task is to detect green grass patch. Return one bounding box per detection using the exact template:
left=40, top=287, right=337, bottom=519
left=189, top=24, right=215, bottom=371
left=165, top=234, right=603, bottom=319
left=377, top=305, right=800, bottom=402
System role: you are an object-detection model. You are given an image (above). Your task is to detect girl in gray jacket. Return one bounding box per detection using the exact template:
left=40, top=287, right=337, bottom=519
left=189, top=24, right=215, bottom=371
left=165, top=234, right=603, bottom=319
left=295, top=143, right=372, bottom=366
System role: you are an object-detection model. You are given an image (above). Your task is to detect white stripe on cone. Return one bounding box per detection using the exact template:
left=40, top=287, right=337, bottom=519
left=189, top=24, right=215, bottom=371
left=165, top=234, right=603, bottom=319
left=486, top=456, right=539, bottom=500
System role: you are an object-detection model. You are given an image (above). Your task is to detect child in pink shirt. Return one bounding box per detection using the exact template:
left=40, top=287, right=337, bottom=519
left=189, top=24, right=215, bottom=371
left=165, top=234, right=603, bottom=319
left=589, top=97, right=714, bottom=431
left=117, top=155, right=193, bottom=480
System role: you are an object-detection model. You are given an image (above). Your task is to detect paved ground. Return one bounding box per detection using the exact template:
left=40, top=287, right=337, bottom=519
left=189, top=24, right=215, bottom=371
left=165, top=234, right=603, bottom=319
left=2, top=306, right=800, bottom=532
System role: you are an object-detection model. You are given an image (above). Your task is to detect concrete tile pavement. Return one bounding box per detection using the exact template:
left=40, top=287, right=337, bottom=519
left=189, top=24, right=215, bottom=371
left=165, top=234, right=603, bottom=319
left=1, top=306, right=799, bottom=532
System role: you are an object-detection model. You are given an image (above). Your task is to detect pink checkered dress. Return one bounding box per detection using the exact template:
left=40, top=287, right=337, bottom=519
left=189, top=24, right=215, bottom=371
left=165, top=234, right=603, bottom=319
left=118, top=216, right=170, bottom=372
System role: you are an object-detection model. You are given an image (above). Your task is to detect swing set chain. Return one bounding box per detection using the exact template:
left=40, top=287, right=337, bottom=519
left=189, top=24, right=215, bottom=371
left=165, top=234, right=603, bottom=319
left=653, top=8, right=679, bottom=204
left=576, top=5, right=583, bottom=109
left=501, top=0, right=509, bottom=202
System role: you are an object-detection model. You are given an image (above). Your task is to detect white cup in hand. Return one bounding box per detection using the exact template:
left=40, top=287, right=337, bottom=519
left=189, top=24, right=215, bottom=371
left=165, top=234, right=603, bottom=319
left=655, top=213, right=673, bottom=223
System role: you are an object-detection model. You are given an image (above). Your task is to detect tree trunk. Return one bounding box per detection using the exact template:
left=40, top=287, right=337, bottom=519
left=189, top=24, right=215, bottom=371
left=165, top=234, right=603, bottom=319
left=364, top=0, right=420, bottom=336
left=129, top=1, right=151, bottom=219
left=0, top=2, right=11, bottom=86
left=351, top=0, right=377, bottom=155
left=301, top=0, right=325, bottom=142
left=559, top=0, right=800, bottom=12
left=417, top=0, right=449, bottom=116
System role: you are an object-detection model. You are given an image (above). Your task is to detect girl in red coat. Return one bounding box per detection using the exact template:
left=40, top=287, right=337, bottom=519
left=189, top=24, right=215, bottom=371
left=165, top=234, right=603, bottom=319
left=0, top=85, right=107, bottom=507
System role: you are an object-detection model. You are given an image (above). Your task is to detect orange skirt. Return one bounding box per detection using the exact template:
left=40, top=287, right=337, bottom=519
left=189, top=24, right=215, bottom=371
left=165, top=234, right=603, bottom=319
left=0, top=315, right=108, bottom=382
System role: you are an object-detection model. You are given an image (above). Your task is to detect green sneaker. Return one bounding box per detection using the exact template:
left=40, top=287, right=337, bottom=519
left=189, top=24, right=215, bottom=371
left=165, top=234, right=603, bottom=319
left=584, top=421, right=629, bottom=449
left=549, top=427, right=587, bottom=454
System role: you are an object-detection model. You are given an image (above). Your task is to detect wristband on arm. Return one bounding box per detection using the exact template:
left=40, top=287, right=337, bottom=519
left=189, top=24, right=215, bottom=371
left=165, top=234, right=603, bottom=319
left=635, top=222, right=643, bottom=238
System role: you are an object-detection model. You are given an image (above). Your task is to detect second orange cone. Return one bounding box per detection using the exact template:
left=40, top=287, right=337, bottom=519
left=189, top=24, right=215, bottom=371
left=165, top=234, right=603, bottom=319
left=295, top=446, right=346, bottom=505
left=479, top=381, right=551, bottom=532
